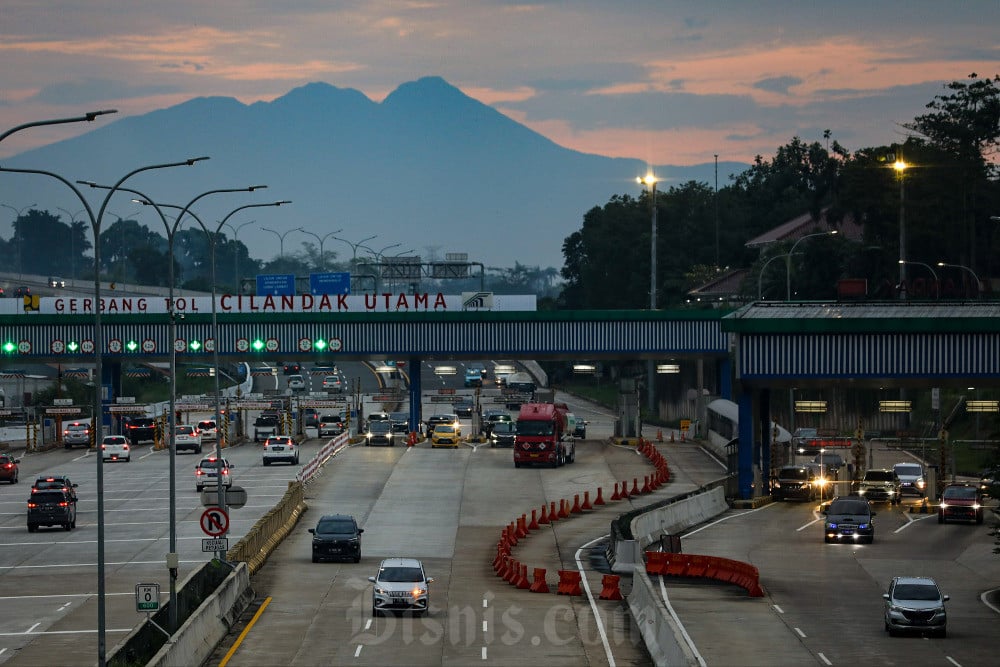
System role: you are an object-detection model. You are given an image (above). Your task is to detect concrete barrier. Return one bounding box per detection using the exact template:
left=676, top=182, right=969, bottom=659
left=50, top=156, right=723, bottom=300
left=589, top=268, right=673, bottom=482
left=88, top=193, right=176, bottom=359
left=627, top=568, right=701, bottom=667
left=227, top=480, right=307, bottom=575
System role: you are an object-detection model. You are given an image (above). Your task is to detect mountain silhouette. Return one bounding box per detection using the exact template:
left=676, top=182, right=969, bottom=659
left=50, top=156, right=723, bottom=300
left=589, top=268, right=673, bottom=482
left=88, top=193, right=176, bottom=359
left=1, top=76, right=743, bottom=271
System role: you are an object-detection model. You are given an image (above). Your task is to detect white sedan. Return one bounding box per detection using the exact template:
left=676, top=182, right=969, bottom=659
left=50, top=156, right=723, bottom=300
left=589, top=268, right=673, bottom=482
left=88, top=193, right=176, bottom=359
left=197, top=419, right=219, bottom=442
left=262, top=435, right=299, bottom=465
left=100, top=435, right=131, bottom=462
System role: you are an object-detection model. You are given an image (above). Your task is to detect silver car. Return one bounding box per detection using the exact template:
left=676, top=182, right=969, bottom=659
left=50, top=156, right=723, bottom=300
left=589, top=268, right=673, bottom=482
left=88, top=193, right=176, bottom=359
left=368, top=558, right=433, bottom=616
left=63, top=422, right=92, bottom=449
left=884, top=576, right=948, bottom=637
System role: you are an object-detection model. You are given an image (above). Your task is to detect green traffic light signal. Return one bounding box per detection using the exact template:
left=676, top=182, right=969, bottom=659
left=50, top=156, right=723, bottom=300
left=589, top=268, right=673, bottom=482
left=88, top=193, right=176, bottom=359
left=67, top=341, right=79, bottom=352
left=126, top=340, right=138, bottom=352
left=2, top=341, right=15, bottom=354
left=252, top=338, right=265, bottom=352
left=189, top=340, right=201, bottom=351
left=314, top=339, right=327, bottom=351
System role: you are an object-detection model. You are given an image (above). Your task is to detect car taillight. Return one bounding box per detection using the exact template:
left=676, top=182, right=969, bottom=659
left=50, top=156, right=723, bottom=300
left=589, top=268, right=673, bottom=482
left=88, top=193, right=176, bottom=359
left=59, top=502, right=69, bottom=507
left=101, top=445, right=106, bottom=450
left=27, top=502, right=38, bottom=508
left=123, top=444, right=129, bottom=450
left=221, top=468, right=229, bottom=474
left=196, top=470, right=204, bottom=476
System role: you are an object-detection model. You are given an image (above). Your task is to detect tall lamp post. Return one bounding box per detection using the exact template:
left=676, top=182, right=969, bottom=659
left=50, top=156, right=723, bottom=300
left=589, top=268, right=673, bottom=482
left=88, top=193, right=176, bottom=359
left=637, top=173, right=658, bottom=413
left=223, top=218, right=258, bottom=293
left=937, top=262, right=982, bottom=298
left=785, top=230, right=838, bottom=300
left=86, top=182, right=264, bottom=633
left=333, top=234, right=377, bottom=290
left=894, top=157, right=908, bottom=299
left=1, top=202, right=36, bottom=278
left=0, top=153, right=205, bottom=667
left=262, top=225, right=304, bottom=260
left=360, top=243, right=401, bottom=293
left=898, top=260, right=939, bottom=298
left=298, top=227, right=343, bottom=271
left=56, top=207, right=86, bottom=280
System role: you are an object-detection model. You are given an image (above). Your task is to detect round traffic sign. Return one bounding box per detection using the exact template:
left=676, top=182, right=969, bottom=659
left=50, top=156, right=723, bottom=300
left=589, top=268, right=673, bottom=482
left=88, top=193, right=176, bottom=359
left=200, top=507, right=229, bottom=537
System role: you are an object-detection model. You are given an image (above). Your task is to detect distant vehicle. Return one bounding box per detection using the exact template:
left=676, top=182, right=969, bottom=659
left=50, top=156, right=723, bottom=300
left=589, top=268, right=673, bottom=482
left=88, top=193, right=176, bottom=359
left=893, top=462, right=926, bottom=497
left=369, top=557, right=432, bottom=616
left=195, top=457, right=233, bottom=491
left=454, top=398, right=475, bottom=418
left=100, top=435, right=131, bottom=462
left=365, top=421, right=395, bottom=447
left=505, top=372, right=536, bottom=394
left=197, top=419, right=219, bottom=442
left=858, top=469, right=901, bottom=504
left=573, top=419, right=588, bottom=438
left=0, top=453, right=19, bottom=484
left=254, top=414, right=280, bottom=442
left=389, top=412, right=409, bottom=434
left=514, top=402, right=574, bottom=468
left=27, top=489, right=76, bottom=532
left=425, top=414, right=458, bottom=437
left=318, top=414, right=345, bottom=437
left=63, top=422, right=92, bottom=449
left=978, top=466, right=1000, bottom=499
left=262, top=435, right=299, bottom=466
left=322, top=375, right=344, bottom=392
left=489, top=421, right=517, bottom=448
left=123, top=416, right=157, bottom=445
left=812, top=452, right=845, bottom=472
left=938, top=484, right=985, bottom=524
left=884, top=576, right=948, bottom=637
left=31, top=475, right=78, bottom=502
left=463, top=367, right=483, bottom=388
left=287, top=374, right=306, bottom=391
left=482, top=410, right=512, bottom=436
left=14, top=285, right=30, bottom=298
left=309, top=514, right=363, bottom=563
left=173, top=425, right=203, bottom=453
left=823, top=496, right=875, bottom=544
left=773, top=464, right=818, bottom=501
left=791, top=427, right=818, bottom=451
left=282, top=362, right=301, bottom=375
left=48, top=277, right=66, bottom=288
left=302, top=408, right=320, bottom=428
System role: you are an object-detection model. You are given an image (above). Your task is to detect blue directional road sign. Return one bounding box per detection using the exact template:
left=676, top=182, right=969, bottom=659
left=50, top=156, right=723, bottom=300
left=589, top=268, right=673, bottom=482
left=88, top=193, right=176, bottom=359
left=256, top=274, right=296, bottom=296
left=309, top=272, right=351, bottom=295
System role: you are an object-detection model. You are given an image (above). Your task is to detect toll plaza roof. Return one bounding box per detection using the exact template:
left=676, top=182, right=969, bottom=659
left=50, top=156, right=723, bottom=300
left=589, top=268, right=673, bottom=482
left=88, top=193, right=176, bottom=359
left=722, top=301, right=1000, bottom=334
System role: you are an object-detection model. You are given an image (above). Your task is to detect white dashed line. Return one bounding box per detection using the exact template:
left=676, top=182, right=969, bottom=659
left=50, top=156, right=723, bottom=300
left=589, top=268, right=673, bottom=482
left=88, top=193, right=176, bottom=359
left=946, top=657, right=962, bottom=667
left=482, top=647, right=487, bottom=660
left=794, top=627, right=806, bottom=638
left=354, top=645, right=362, bottom=658
left=818, top=652, right=832, bottom=665
left=364, top=619, right=372, bottom=631
left=23, top=624, right=39, bottom=634
left=482, top=620, right=487, bottom=633
left=772, top=604, right=784, bottom=613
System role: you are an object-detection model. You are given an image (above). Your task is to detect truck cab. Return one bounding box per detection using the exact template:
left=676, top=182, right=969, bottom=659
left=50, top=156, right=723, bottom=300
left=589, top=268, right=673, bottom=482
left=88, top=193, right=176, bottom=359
left=513, top=402, right=574, bottom=468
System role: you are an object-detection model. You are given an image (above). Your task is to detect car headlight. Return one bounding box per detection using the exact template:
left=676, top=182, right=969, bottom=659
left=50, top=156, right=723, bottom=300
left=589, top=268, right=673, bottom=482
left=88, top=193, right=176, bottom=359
left=972, top=503, right=981, bottom=510
left=858, top=488, right=867, bottom=495
left=858, top=523, right=869, bottom=529
left=916, top=478, right=925, bottom=488
left=940, top=502, right=949, bottom=509
left=826, top=522, right=837, bottom=529
left=411, top=587, right=427, bottom=597
left=773, top=481, right=781, bottom=488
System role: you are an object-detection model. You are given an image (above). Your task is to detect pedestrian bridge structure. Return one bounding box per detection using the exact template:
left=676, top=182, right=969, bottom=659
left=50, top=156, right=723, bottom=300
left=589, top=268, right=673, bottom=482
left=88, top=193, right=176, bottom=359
left=4, top=300, right=1000, bottom=499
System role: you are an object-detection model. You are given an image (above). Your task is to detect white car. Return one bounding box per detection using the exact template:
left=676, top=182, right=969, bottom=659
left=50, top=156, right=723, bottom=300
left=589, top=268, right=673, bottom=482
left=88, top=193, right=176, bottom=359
left=322, top=375, right=344, bottom=392
left=369, top=557, right=433, bottom=616
left=262, top=435, right=299, bottom=465
left=101, top=435, right=131, bottom=462
left=195, top=457, right=233, bottom=491
left=197, top=419, right=219, bottom=442
left=287, top=374, right=306, bottom=391
left=174, top=425, right=203, bottom=454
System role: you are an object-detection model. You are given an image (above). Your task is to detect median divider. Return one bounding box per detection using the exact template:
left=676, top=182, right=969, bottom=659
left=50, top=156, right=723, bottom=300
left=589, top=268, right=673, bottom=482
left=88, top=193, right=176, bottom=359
left=642, top=551, right=764, bottom=597
left=227, top=479, right=307, bottom=576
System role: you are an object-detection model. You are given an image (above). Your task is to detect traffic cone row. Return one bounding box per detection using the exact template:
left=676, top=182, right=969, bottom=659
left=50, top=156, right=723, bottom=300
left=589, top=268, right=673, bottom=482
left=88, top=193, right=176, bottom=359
left=492, top=438, right=672, bottom=594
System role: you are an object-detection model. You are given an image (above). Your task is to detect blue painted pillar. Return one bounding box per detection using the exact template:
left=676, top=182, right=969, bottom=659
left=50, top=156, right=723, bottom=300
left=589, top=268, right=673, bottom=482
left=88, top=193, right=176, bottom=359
left=408, top=355, right=421, bottom=435
left=100, top=362, right=120, bottom=437
left=720, top=356, right=733, bottom=400
left=760, top=389, right=771, bottom=495
left=738, top=392, right=754, bottom=499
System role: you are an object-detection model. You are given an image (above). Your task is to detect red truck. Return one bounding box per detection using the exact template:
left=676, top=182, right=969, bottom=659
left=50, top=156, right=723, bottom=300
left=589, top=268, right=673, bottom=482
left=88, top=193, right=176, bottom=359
left=513, top=402, right=575, bottom=468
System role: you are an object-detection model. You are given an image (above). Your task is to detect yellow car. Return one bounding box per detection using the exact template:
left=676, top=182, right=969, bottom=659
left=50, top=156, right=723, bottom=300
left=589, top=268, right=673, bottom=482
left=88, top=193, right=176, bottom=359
left=431, top=424, right=462, bottom=448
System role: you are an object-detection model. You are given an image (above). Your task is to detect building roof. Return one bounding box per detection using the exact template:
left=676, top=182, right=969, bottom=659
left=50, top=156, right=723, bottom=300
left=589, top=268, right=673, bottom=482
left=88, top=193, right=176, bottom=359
left=745, top=209, right=863, bottom=248
left=686, top=268, right=750, bottom=299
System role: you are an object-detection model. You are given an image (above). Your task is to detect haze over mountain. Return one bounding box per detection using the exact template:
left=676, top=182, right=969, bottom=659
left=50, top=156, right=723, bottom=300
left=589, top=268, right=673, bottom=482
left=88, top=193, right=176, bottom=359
left=1, top=77, right=745, bottom=271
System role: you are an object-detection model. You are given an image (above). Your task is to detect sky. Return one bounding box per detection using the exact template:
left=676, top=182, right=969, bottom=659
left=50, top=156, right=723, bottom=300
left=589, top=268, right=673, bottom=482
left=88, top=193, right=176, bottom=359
left=2, top=1, right=998, bottom=167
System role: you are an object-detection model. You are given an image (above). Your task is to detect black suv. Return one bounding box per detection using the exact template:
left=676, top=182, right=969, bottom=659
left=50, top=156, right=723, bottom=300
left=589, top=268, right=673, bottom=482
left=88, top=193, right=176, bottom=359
left=123, top=416, right=157, bottom=445
left=774, top=464, right=818, bottom=501
left=31, top=475, right=78, bottom=502
left=823, top=496, right=876, bottom=544
left=27, top=488, right=77, bottom=531
left=309, top=514, right=363, bottom=562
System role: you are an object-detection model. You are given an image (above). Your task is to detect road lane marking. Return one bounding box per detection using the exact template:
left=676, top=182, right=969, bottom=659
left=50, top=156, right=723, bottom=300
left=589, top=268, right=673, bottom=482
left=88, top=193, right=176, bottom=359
left=946, top=657, right=962, bottom=667
left=364, top=619, right=372, bottom=631
left=797, top=515, right=822, bottom=532
left=58, top=603, right=71, bottom=611
left=575, top=535, right=616, bottom=667
left=23, top=624, right=39, bottom=634
left=773, top=605, right=784, bottom=613
left=482, top=620, right=487, bottom=633
left=656, top=575, right=708, bottom=667
left=818, top=652, right=832, bottom=665
left=483, top=598, right=488, bottom=608
left=0, top=629, right=132, bottom=636
left=0, top=559, right=204, bottom=572
left=794, top=627, right=806, bottom=638
left=354, top=645, right=362, bottom=657
left=482, top=646, right=487, bottom=660
left=681, top=503, right=775, bottom=539
left=219, top=596, right=271, bottom=667
left=895, top=513, right=934, bottom=533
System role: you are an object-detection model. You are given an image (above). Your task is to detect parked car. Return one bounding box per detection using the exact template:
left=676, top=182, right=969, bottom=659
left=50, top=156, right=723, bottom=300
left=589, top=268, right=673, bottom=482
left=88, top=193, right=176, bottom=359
left=893, top=462, right=926, bottom=497
left=27, top=488, right=76, bottom=532
left=368, top=557, right=433, bottom=616
left=773, top=464, right=818, bottom=501
left=431, top=424, right=461, bottom=448
left=63, top=421, right=92, bottom=449
left=938, top=483, right=985, bottom=524
left=309, top=514, right=363, bottom=563
left=858, top=469, right=901, bottom=505
left=197, top=419, right=219, bottom=442
left=365, top=421, right=395, bottom=447
left=174, top=425, right=203, bottom=453
left=262, top=435, right=299, bottom=465
left=31, top=475, right=78, bottom=502
left=100, top=435, right=131, bottom=462
left=195, top=457, right=233, bottom=491
left=823, top=496, right=876, bottom=544
left=318, top=414, right=345, bottom=437
left=883, top=576, right=948, bottom=637
left=0, top=453, right=19, bottom=483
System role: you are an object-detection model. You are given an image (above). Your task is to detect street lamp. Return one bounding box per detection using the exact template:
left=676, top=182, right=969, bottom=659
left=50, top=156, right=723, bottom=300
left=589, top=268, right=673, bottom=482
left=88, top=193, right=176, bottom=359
left=757, top=253, right=789, bottom=300
left=261, top=225, right=304, bottom=260
left=936, top=262, right=982, bottom=298
left=0, top=154, right=206, bottom=667
left=360, top=243, right=401, bottom=293
left=1, top=202, right=36, bottom=278
left=56, top=207, right=86, bottom=280
left=222, top=218, right=258, bottom=293
left=898, top=260, right=939, bottom=298
left=637, top=173, right=659, bottom=413
left=87, top=182, right=264, bottom=634
left=785, top=230, right=838, bottom=300
left=298, top=227, right=343, bottom=271
left=894, top=157, right=908, bottom=299
left=332, top=234, right=377, bottom=293
left=0, top=109, right=117, bottom=144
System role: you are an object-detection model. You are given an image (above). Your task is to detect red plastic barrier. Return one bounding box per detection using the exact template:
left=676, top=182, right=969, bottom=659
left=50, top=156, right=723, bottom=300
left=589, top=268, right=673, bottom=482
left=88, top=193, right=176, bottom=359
left=645, top=551, right=670, bottom=575
left=645, top=551, right=764, bottom=597
left=599, top=574, right=624, bottom=600
left=529, top=568, right=550, bottom=593
left=556, top=570, right=583, bottom=596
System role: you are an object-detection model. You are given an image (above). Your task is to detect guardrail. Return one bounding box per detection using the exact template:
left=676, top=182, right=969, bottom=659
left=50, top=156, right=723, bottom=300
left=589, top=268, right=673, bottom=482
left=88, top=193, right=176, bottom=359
left=226, top=480, right=306, bottom=576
